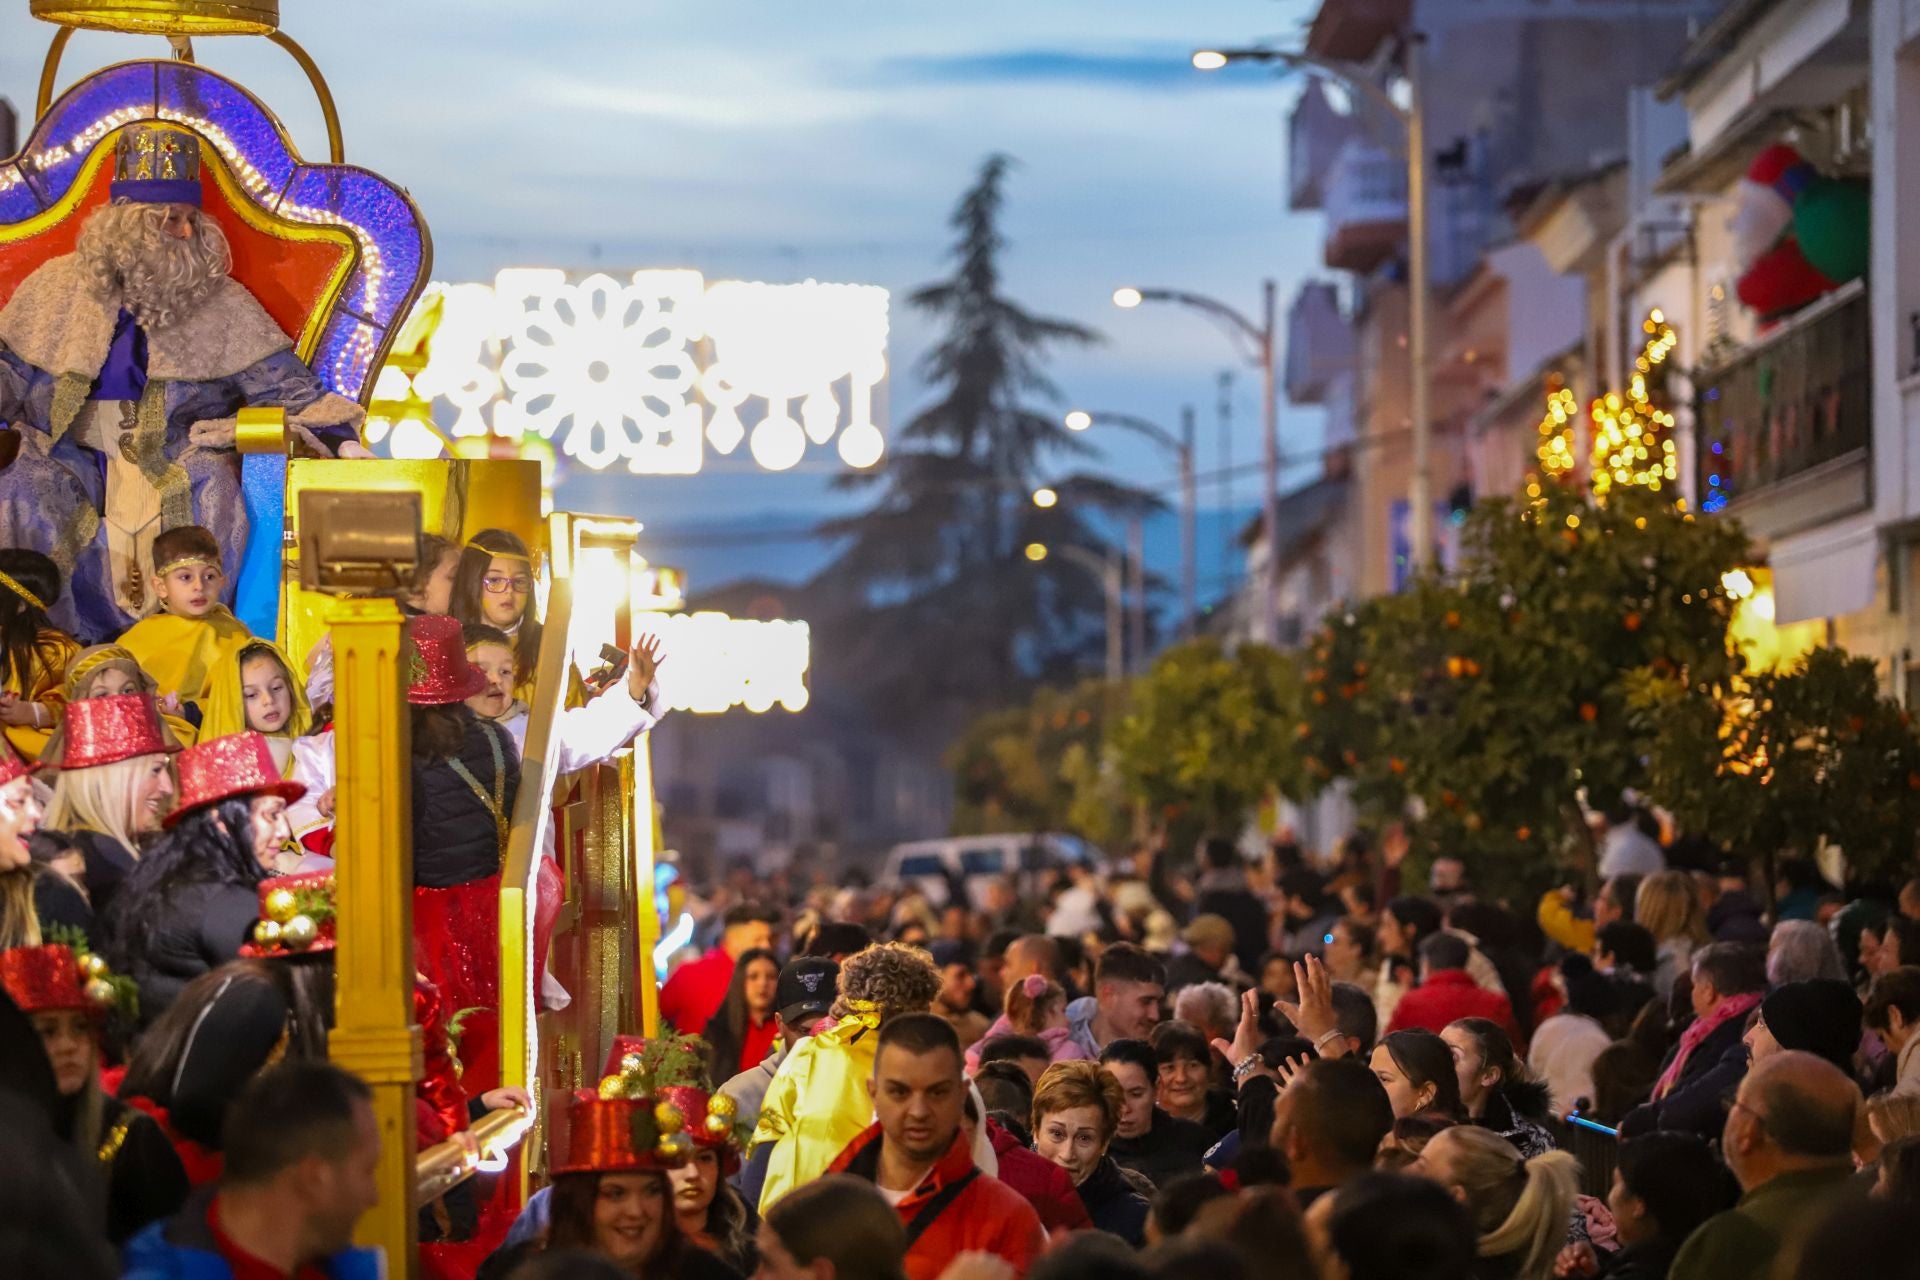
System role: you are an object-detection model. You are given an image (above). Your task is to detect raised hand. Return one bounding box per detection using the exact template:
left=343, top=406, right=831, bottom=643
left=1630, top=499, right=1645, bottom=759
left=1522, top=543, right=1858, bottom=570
left=1288, top=954, right=1345, bottom=1056
left=628, top=633, right=666, bottom=701
left=1210, top=986, right=1264, bottom=1069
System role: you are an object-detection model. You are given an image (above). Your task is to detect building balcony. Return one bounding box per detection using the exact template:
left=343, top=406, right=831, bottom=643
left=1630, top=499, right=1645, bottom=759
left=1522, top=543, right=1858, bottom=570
left=1323, top=140, right=1408, bottom=274
left=1697, top=280, right=1869, bottom=540
left=1285, top=280, right=1354, bottom=405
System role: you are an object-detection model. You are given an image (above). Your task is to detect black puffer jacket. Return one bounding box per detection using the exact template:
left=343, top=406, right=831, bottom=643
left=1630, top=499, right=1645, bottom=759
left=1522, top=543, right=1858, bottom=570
left=114, top=878, right=261, bottom=1026
left=412, top=713, right=521, bottom=888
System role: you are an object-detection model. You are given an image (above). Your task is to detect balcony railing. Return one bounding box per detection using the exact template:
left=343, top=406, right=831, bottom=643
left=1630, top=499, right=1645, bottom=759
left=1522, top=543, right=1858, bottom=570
left=1697, top=280, right=1869, bottom=524
left=1323, top=139, right=1407, bottom=273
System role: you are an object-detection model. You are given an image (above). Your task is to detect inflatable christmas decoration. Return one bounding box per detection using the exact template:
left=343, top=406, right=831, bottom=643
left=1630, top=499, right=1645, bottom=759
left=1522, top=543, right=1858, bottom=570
left=1730, top=143, right=1868, bottom=323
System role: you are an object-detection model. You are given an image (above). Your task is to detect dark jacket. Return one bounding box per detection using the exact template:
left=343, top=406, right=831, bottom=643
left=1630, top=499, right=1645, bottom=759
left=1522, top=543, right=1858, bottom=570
left=1072, top=1155, right=1150, bottom=1246
left=412, top=714, right=521, bottom=888
left=1620, top=1021, right=1750, bottom=1139
left=1474, top=1083, right=1556, bottom=1159
left=1194, top=881, right=1271, bottom=975
left=116, top=879, right=260, bottom=1024
left=29, top=862, right=94, bottom=944
left=59, top=827, right=139, bottom=916
left=123, top=1188, right=383, bottom=1280
left=1600, top=1239, right=1679, bottom=1280
left=72, top=1093, right=191, bottom=1245
left=1110, top=1106, right=1213, bottom=1189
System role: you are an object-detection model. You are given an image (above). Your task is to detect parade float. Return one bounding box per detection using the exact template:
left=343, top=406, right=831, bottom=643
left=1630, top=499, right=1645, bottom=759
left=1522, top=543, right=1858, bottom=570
left=0, top=2, right=773, bottom=1267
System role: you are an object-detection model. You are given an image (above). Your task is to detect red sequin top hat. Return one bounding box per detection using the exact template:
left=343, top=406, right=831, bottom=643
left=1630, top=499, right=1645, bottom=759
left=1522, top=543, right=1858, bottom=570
left=238, top=872, right=336, bottom=957
left=166, top=732, right=306, bottom=828
left=407, top=615, right=488, bottom=706
left=0, top=736, right=40, bottom=790
left=553, top=1092, right=691, bottom=1176
left=0, top=944, right=110, bottom=1015
left=600, top=1033, right=747, bottom=1170
left=57, top=693, right=180, bottom=770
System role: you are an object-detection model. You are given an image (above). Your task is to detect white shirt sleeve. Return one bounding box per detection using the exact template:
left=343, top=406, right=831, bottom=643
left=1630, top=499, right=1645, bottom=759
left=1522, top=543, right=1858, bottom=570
left=551, top=681, right=664, bottom=775
left=287, top=729, right=336, bottom=838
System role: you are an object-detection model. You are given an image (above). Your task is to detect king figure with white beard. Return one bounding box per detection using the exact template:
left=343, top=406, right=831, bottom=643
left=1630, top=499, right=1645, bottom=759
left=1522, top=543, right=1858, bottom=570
left=0, top=124, right=370, bottom=640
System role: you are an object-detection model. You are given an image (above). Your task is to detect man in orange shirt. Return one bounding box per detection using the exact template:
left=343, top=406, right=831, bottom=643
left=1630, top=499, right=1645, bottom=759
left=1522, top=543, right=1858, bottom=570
left=828, top=1014, right=1045, bottom=1279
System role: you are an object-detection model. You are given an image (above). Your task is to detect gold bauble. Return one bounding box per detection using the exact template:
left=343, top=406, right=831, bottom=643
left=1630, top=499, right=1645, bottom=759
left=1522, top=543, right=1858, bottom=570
left=281, top=914, right=318, bottom=950
left=703, top=1113, right=731, bottom=1137
left=653, top=1102, right=685, bottom=1135
left=655, top=1131, right=693, bottom=1162
left=252, top=919, right=282, bottom=947
left=620, top=1052, right=644, bottom=1075
left=80, top=953, right=110, bottom=980
left=597, top=1076, right=626, bottom=1101
left=707, top=1093, right=737, bottom=1119
left=265, top=887, right=299, bottom=925
left=84, top=978, right=116, bottom=1007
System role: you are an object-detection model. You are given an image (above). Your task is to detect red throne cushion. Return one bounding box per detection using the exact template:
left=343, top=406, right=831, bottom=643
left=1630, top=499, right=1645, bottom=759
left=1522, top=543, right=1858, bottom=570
left=0, top=133, right=354, bottom=361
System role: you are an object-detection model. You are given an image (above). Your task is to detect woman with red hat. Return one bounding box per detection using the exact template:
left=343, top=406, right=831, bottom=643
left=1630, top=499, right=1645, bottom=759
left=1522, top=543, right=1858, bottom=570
left=41, top=692, right=179, bottom=913
left=0, top=736, right=90, bottom=947
left=2, top=940, right=189, bottom=1242
left=102, top=731, right=302, bottom=1023
left=486, top=1046, right=745, bottom=1280
left=408, top=613, right=521, bottom=1096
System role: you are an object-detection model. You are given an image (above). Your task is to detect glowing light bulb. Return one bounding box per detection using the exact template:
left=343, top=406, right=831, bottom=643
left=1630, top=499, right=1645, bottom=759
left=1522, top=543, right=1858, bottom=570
left=1192, top=50, right=1230, bottom=70
left=1112, top=287, right=1144, bottom=310
left=1032, top=487, right=1059, bottom=509
left=1025, top=543, right=1049, bottom=563
left=1064, top=410, right=1093, bottom=432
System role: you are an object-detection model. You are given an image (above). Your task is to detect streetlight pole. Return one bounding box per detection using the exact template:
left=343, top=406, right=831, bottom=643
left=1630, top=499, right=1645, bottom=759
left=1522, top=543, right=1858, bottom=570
left=1193, top=37, right=1434, bottom=570
left=1034, top=542, right=1124, bottom=683
left=1064, top=407, right=1198, bottom=641
left=1112, top=288, right=1277, bottom=644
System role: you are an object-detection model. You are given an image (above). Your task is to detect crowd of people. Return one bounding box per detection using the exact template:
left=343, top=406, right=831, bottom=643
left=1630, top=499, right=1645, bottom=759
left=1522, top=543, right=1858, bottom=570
left=4, top=494, right=1920, bottom=1280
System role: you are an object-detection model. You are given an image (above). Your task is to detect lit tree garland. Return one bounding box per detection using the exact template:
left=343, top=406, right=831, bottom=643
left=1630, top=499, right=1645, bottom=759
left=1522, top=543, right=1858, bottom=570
left=1589, top=310, right=1679, bottom=498
left=1534, top=377, right=1579, bottom=480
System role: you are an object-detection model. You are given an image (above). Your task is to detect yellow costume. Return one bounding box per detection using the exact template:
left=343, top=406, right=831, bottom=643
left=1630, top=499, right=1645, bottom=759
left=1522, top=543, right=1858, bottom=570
left=753, top=1008, right=882, bottom=1212
left=199, top=639, right=312, bottom=775
left=1536, top=890, right=1596, bottom=956
left=2, top=629, right=80, bottom=762
left=118, top=608, right=253, bottom=728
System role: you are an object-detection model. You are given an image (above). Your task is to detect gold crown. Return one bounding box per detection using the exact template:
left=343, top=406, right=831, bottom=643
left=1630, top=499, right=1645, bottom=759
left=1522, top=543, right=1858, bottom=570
left=32, top=1, right=278, bottom=36
left=114, top=124, right=202, bottom=186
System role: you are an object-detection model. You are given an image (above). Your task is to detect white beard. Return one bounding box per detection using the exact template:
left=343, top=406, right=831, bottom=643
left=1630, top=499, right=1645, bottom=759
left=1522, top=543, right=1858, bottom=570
left=75, top=202, right=233, bottom=332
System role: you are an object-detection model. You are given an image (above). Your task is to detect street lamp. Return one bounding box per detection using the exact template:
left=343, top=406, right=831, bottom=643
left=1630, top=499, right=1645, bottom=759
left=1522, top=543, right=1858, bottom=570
left=1063, top=407, right=1199, bottom=642
left=1111, top=286, right=1144, bottom=310
left=1112, top=283, right=1278, bottom=646
left=1027, top=541, right=1124, bottom=683
left=1031, top=486, right=1059, bottom=509
left=1192, top=38, right=1434, bottom=571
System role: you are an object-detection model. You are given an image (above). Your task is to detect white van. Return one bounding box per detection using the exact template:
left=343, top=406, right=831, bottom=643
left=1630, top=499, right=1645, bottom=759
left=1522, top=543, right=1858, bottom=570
left=881, top=832, right=1104, bottom=911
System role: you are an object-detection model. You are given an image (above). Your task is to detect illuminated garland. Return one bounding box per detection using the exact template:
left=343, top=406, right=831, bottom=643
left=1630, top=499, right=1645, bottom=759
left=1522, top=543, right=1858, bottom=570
left=1535, top=377, right=1578, bottom=480
left=1590, top=312, right=1679, bottom=498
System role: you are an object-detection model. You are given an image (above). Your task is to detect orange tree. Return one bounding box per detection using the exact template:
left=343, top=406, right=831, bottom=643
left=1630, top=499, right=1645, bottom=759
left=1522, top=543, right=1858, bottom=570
left=1296, top=485, right=1751, bottom=895
left=1632, top=647, right=1920, bottom=886
left=947, top=677, right=1122, bottom=845
left=1108, top=637, right=1305, bottom=848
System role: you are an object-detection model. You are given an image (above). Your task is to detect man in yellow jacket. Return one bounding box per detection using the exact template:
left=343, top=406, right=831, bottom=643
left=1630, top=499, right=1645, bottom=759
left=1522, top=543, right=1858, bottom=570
left=753, top=941, right=942, bottom=1212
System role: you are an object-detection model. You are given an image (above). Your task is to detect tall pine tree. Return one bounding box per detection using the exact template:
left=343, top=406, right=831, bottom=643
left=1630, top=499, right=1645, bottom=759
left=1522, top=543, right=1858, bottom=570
left=813, top=155, right=1154, bottom=742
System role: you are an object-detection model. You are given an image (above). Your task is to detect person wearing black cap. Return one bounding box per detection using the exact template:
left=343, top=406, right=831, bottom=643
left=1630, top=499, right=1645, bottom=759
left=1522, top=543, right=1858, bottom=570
left=1746, top=978, right=1863, bottom=1075
left=928, top=939, right=987, bottom=1050
left=719, top=956, right=840, bottom=1134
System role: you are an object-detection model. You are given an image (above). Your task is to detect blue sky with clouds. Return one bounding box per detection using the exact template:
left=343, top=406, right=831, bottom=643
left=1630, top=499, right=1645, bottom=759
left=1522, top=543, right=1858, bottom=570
left=0, top=1, right=1328, bottom=593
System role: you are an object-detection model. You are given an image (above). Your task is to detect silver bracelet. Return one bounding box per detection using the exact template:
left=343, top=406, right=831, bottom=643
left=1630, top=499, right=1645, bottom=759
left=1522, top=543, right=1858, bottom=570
left=1314, top=1029, right=1345, bottom=1052
left=1231, top=1054, right=1264, bottom=1083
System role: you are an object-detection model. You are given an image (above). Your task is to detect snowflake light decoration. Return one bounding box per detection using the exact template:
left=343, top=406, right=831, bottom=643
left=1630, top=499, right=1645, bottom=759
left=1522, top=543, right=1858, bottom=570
left=379, top=270, right=890, bottom=475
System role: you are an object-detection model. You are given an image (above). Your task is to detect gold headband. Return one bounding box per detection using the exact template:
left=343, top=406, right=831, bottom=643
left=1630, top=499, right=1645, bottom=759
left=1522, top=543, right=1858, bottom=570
left=67, top=646, right=139, bottom=693
left=0, top=569, right=46, bottom=612
left=468, top=542, right=533, bottom=564
left=154, top=554, right=219, bottom=578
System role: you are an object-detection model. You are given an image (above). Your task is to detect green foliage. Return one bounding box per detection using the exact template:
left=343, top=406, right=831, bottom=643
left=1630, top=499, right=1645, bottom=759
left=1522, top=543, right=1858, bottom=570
left=1632, top=647, right=1920, bottom=881
left=1298, top=486, right=1751, bottom=895
left=948, top=679, right=1123, bottom=846
left=1109, top=638, right=1303, bottom=839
